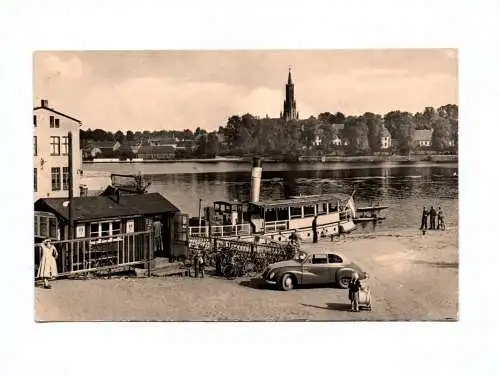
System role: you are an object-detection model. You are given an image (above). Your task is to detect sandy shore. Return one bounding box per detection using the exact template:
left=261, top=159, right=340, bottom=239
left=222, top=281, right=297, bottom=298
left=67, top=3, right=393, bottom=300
left=35, top=227, right=458, bottom=322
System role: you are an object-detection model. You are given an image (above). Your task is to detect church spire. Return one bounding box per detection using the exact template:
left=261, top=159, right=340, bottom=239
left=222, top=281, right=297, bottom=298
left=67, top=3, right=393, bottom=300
left=281, top=66, right=298, bottom=122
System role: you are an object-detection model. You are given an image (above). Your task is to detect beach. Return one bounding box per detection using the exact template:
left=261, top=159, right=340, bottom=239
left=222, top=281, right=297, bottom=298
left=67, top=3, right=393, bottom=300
left=35, top=227, right=458, bottom=322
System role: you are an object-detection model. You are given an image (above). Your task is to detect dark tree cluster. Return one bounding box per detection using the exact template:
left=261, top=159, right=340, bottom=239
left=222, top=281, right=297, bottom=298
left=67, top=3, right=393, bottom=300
left=80, top=104, right=458, bottom=159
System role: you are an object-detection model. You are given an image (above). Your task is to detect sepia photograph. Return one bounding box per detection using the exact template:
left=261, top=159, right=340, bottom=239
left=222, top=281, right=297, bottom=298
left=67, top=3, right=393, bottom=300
left=33, top=49, right=458, bottom=322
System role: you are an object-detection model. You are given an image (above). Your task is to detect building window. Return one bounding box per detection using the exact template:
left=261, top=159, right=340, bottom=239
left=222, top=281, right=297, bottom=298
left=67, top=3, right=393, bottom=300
left=34, top=115, right=37, bottom=127
left=55, top=118, right=60, bottom=128
left=62, top=136, right=69, bottom=155
left=50, top=136, right=60, bottom=155
left=34, top=168, right=37, bottom=192
left=34, top=136, right=37, bottom=156
left=50, top=116, right=55, bottom=128
left=62, top=167, right=69, bottom=190
left=89, top=220, right=122, bottom=241
left=51, top=167, right=61, bottom=191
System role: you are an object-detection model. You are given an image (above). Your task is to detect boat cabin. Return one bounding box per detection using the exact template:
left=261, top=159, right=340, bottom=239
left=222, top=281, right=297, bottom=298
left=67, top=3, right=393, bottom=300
left=248, top=193, right=351, bottom=234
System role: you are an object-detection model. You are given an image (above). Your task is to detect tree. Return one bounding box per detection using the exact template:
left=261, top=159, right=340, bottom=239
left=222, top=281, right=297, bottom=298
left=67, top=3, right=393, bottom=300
left=384, top=111, right=415, bottom=154
left=362, top=112, right=384, bottom=153
left=344, top=116, right=369, bottom=154
left=114, top=130, right=125, bottom=143
left=126, top=131, right=135, bottom=141
left=431, top=117, right=453, bottom=152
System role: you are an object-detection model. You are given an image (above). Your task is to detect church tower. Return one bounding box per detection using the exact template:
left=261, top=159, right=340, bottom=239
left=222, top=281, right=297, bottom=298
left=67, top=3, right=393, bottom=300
left=280, top=67, right=299, bottom=122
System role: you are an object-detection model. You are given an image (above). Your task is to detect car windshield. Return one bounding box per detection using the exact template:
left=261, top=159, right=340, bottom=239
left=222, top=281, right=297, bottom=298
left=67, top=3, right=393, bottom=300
left=295, top=251, right=308, bottom=263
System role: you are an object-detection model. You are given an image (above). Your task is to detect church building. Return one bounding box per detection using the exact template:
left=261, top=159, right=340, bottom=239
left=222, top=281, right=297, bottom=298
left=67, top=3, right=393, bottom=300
left=280, top=68, right=299, bottom=121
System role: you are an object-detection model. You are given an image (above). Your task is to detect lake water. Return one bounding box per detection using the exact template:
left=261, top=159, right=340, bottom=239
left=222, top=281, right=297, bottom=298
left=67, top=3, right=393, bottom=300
left=84, top=161, right=459, bottom=232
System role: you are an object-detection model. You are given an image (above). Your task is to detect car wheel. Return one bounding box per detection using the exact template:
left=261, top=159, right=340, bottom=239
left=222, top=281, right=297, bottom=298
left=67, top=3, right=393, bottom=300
left=280, top=273, right=295, bottom=291
left=338, top=275, right=352, bottom=289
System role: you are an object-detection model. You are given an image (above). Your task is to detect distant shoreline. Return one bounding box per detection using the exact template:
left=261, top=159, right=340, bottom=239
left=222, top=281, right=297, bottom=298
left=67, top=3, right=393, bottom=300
left=83, top=154, right=458, bottom=164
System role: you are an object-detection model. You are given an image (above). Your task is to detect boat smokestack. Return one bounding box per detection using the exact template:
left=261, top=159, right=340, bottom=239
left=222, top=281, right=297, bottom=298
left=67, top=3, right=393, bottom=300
left=250, top=157, right=262, bottom=203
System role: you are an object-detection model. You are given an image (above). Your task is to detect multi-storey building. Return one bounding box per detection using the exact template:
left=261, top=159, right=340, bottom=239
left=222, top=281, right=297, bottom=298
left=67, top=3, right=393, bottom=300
left=33, top=99, right=82, bottom=201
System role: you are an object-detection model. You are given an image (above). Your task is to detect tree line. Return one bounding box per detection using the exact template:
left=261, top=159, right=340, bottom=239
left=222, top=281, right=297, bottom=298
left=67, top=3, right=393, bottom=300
left=80, top=104, right=458, bottom=159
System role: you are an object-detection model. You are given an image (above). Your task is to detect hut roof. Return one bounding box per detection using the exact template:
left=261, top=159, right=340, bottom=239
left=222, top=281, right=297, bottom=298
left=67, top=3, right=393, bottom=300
left=34, top=193, right=179, bottom=223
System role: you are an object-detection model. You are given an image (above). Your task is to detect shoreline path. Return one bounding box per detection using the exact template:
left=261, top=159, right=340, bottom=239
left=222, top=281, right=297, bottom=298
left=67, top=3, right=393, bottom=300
left=35, top=228, right=458, bottom=321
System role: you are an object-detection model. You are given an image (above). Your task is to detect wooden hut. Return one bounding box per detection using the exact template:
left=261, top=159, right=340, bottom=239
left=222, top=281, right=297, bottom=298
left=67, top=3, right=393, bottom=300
left=34, top=192, right=187, bottom=266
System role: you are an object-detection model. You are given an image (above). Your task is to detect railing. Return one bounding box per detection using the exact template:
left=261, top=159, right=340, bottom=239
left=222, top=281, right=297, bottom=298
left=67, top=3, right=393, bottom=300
left=188, top=223, right=251, bottom=238
left=34, top=230, right=153, bottom=278
left=264, top=220, right=288, bottom=233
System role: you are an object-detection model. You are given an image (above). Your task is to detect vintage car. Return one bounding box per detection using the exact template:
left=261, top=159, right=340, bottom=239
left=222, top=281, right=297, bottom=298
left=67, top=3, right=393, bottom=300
left=261, top=249, right=368, bottom=291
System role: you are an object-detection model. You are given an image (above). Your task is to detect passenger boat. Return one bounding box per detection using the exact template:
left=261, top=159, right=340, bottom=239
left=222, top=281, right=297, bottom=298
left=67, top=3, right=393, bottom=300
left=188, top=193, right=358, bottom=242
left=186, top=157, right=385, bottom=242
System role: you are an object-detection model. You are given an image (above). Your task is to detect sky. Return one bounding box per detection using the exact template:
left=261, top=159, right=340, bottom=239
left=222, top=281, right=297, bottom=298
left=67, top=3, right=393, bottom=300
left=34, top=50, right=458, bottom=132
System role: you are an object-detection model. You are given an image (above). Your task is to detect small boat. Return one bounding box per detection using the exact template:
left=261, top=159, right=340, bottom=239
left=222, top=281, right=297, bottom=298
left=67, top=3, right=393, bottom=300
left=354, top=205, right=389, bottom=223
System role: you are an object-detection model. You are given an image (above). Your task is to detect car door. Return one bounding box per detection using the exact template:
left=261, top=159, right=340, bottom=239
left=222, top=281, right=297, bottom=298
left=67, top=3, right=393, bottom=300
left=327, top=253, right=344, bottom=283
left=301, top=253, right=331, bottom=285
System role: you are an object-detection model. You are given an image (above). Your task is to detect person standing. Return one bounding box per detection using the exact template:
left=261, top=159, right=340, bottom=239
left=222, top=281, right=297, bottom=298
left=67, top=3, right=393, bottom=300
left=312, top=216, right=318, bottom=243
left=348, top=273, right=362, bottom=312
left=437, top=207, right=445, bottom=230
left=420, top=206, right=429, bottom=230
left=289, top=229, right=302, bottom=247
left=429, top=206, right=437, bottom=230
left=152, top=217, right=163, bottom=257
left=37, top=239, right=58, bottom=289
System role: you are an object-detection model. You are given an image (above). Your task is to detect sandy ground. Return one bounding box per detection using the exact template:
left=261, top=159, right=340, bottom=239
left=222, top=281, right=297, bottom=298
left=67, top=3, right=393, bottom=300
left=35, top=228, right=458, bottom=321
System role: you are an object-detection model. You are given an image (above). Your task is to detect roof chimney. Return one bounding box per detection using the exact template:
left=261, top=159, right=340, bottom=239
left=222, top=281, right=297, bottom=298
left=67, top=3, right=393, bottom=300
left=41, top=99, right=49, bottom=108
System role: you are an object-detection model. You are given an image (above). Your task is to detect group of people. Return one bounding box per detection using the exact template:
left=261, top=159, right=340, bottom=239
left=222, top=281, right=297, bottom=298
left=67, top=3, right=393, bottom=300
left=420, top=206, right=446, bottom=231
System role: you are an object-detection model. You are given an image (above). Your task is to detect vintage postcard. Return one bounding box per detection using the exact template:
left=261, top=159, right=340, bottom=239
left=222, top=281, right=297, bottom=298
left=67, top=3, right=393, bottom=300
left=33, top=50, right=458, bottom=321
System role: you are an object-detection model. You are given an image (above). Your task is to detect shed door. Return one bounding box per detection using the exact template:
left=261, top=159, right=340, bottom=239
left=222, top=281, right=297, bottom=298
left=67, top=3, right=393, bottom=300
left=172, top=213, right=189, bottom=258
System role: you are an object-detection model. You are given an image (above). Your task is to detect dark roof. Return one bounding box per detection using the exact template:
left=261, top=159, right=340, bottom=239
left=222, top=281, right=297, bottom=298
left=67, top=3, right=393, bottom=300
left=34, top=193, right=180, bottom=222
left=252, top=193, right=351, bottom=209
left=380, top=127, right=391, bottom=137
left=91, top=141, right=119, bottom=149
left=33, top=106, right=82, bottom=124
left=414, top=129, right=433, bottom=141
left=138, top=145, right=176, bottom=154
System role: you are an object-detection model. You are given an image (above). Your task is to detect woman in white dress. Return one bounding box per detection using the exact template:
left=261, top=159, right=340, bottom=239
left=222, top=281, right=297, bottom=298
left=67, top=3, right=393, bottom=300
left=37, top=239, right=58, bottom=289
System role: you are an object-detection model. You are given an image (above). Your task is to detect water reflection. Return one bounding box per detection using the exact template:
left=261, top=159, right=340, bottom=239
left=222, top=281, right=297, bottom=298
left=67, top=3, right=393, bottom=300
left=88, top=162, right=458, bottom=231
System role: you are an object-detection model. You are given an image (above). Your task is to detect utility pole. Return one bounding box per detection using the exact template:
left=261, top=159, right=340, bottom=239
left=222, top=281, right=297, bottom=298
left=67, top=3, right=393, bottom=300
left=67, top=131, right=74, bottom=272
left=68, top=132, right=74, bottom=239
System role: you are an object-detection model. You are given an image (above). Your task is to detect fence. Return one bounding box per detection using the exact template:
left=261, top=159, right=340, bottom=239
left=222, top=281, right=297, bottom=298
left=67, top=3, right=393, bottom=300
left=34, top=230, right=153, bottom=278
left=189, top=235, right=286, bottom=256
left=264, top=220, right=288, bottom=233
left=188, top=223, right=251, bottom=238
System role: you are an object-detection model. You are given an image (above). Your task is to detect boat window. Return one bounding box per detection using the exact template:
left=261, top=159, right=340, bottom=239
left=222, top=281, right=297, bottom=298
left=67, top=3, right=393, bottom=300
left=328, top=254, right=343, bottom=263
left=317, top=203, right=325, bottom=215
left=329, top=203, right=339, bottom=212
left=303, top=205, right=315, bottom=218
left=264, top=209, right=277, bottom=222
left=290, top=206, right=302, bottom=219
left=277, top=208, right=288, bottom=221
left=311, top=254, right=328, bottom=264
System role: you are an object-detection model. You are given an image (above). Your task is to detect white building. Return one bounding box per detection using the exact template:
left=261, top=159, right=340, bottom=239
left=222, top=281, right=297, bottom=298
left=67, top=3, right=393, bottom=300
left=33, top=99, right=83, bottom=201
left=380, top=127, right=392, bottom=149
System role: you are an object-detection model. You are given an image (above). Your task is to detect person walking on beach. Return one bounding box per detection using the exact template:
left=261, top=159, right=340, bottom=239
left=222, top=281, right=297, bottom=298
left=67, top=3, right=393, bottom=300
left=348, top=272, right=362, bottom=312
left=420, top=206, right=429, bottom=230
left=437, top=207, right=445, bottom=230
left=37, top=239, right=58, bottom=289
left=152, top=217, right=163, bottom=257
left=429, top=206, right=437, bottom=230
